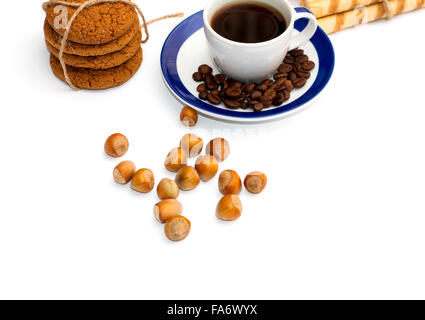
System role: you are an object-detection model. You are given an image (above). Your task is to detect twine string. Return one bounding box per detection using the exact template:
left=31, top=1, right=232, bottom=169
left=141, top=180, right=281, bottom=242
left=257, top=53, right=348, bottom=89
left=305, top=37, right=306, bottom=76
left=42, top=0, right=183, bottom=90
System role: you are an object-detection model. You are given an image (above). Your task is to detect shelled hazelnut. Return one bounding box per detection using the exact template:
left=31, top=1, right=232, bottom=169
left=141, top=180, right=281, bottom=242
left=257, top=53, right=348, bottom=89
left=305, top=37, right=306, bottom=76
left=131, top=168, right=155, bottom=193
left=244, top=172, right=268, bottom=194
left=164, top=147, right=188, bottom=172
left=157, top=178, right=179, bottom=200
left=113, top=160, right=136, bottom=184
left=180, top=106, right=198, bottom=127
left=218, top=170, right=242, bottom=195
left=165, top=215, right=191, bottom=241
left=195, top=155, right=219, bottom=182
left=179, top=134, right=203, bottom=158
left=216, top=194, right=242, bottom=221
left=104, top=133, right=129, bottom=157
left=206, top=137, right=230, bottom=162
left=154, top=199, right=183, bottom=223
left=175, top=166, right=200, bottom=191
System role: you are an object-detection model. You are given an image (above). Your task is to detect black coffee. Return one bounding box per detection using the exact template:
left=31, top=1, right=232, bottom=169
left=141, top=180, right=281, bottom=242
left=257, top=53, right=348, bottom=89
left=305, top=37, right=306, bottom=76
left=211, top=2, right=286, bottom=43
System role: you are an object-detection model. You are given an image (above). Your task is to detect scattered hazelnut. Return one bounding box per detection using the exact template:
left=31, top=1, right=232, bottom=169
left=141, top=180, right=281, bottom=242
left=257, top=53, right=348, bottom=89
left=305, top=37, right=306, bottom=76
left=180, top=106, right=198, bottom=127
left=218, top=170, right=242, bottom=195
left=206, top=137, right=230, bottom=162
left=113, top=160, right=136, bottom=184
left=179, top=134, right=203, bottom=158
left=104, top=133, right=129, bottom=157
left=164, top=147, right=188, bottom=172
left=164, top=215, right=191, bottom=241
left=157, top=178, right=179, bottom=200
left=175, top=166, right=200, bottom=191
left=244, top=171, right=268, bottom=194
left=216, top=194, right=242, bottom=221
left=195, top=155, right=219, bottom=182
left=154, top=199, right=183, bottom=223
left=131, top=168, right=155, bottom=193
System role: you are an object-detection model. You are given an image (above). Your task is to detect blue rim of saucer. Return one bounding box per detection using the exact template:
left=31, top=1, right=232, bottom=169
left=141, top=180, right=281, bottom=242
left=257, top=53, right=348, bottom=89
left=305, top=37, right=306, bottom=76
left=161, top=7, right=335, bottom=119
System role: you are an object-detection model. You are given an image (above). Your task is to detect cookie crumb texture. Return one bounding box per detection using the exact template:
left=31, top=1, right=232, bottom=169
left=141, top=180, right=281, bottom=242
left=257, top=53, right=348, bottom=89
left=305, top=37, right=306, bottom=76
left=44, top=19, right=139, bottom=56
left=45, top=0, right=138, bottom=44
left=46, top=26, right=141, bottom=69
left=49, top=48, right=143, bottom=90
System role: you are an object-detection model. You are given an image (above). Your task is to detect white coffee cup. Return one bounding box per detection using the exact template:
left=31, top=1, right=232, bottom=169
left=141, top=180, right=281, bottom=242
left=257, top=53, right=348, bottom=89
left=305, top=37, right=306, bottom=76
left=203, top=0, right=317, bottom=82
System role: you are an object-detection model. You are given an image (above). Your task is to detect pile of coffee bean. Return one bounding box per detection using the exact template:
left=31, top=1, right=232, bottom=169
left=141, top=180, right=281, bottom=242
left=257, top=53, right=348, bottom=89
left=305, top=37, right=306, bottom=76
left=192, top=48, right=315, bottom=112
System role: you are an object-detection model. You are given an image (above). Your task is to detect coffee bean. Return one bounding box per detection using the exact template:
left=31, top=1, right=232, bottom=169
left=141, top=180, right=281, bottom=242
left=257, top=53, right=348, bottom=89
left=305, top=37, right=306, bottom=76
left=302, top=61, right=315, bottom=71
left=293, top=63, right=302, bottom=71
left=283, top=55, right=295, bottom=64
left=192, top=72, right=204, bottom=82
left=248, top=99, right=259, bottom=106
left=263, top=89, right=277, bottom=101
left=296, top=71, right=310, bottom=79
left=199, top=91, right=208, bottom=100
left=262, top=79, right=274, bottom=87
left=262, top=99, right=273, bottom=108
left=197, top=83, right=207, bottom=92
left=205, top=74, right=218, bottom=90
left=226, top=87, right=242, bottom=98
left=245, top=83, right=256, bottom=94
left=230, top=80, right=243, bottom=88
left=278, top=64, right=293, bottom=73
left=293, top=77, right=307, bottom=88
left=257, top=83, right=268, bottom=91
left=236, top=94, right=246, bottom=102
left=270, top=78, right=285, bottom=91
left=272, top=92, right=284, bottom=106
left=207, top=93, right=221, bottom=105
left=253, top=103, right=264, bottom=112
left=273, top=72, right=287, bottom=80
left=240, top=101, right=248, bottom=109
left=295, top=54, right=308, bottom=64
left=223, top=99, right=241, bottom=109
left=214, top=74, right=226, bottom=84
left=283, top=90, right=290, bottom=101
left=198, top=64, right=213, bottom=74
left=283, top=79, right=294, bottom=92
left=288, top=72, right=297, bottom=82
left=211, top=89, right=220, bottom=96
left=251, top=90, right=262, bottom=100
left=292, top=49, right=304, bottom=57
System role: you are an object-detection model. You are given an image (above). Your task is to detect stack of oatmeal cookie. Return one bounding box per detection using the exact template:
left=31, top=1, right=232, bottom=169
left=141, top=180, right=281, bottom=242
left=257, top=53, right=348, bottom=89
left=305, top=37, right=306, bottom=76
left=43, top=0, right=143, bottom=90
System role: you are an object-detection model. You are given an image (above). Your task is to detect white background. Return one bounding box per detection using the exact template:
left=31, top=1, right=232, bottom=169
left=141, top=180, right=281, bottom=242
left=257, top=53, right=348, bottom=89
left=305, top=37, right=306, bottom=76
left=0, top=0, right=424, bottom=300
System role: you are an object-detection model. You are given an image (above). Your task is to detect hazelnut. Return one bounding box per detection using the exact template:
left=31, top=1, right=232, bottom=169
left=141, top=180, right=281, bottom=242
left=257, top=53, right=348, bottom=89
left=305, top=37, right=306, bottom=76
left=195, top=155, right=219, bottom=182
left=104, top=133, right=129, bottom=157
left=131, top=168, right=155, bottom=193
left=157, top=178, right=179, bottom=200
left=206, top=137, right=230, bottom=162
left=180, top=106, right=198, bottom=127
left=164, top=147, right=188, bottom=172
left=164, top=215, right=191, bottom=241
left=216, top=194, right=242, bottom=221
left=113, top=160, right=136, bottom=184
left=179, top=134, right=203, bottom=158
left=244, top=171, right=268, bottom=194
left=218, top=170, right=242, bottom=195
left=154, top=199, right=183, bottom=223
left=175, top=166, right=200, bottom=191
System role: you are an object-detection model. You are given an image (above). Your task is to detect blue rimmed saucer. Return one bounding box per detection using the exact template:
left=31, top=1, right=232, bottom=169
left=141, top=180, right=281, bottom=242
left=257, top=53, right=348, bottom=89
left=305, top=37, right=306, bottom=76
left=161, top=7, right=335, bottom=123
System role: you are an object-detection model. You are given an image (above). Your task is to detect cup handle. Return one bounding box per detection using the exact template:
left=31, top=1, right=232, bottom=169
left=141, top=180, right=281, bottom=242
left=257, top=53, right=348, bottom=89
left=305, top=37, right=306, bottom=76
left=288, top=7, right=318, bottom=51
